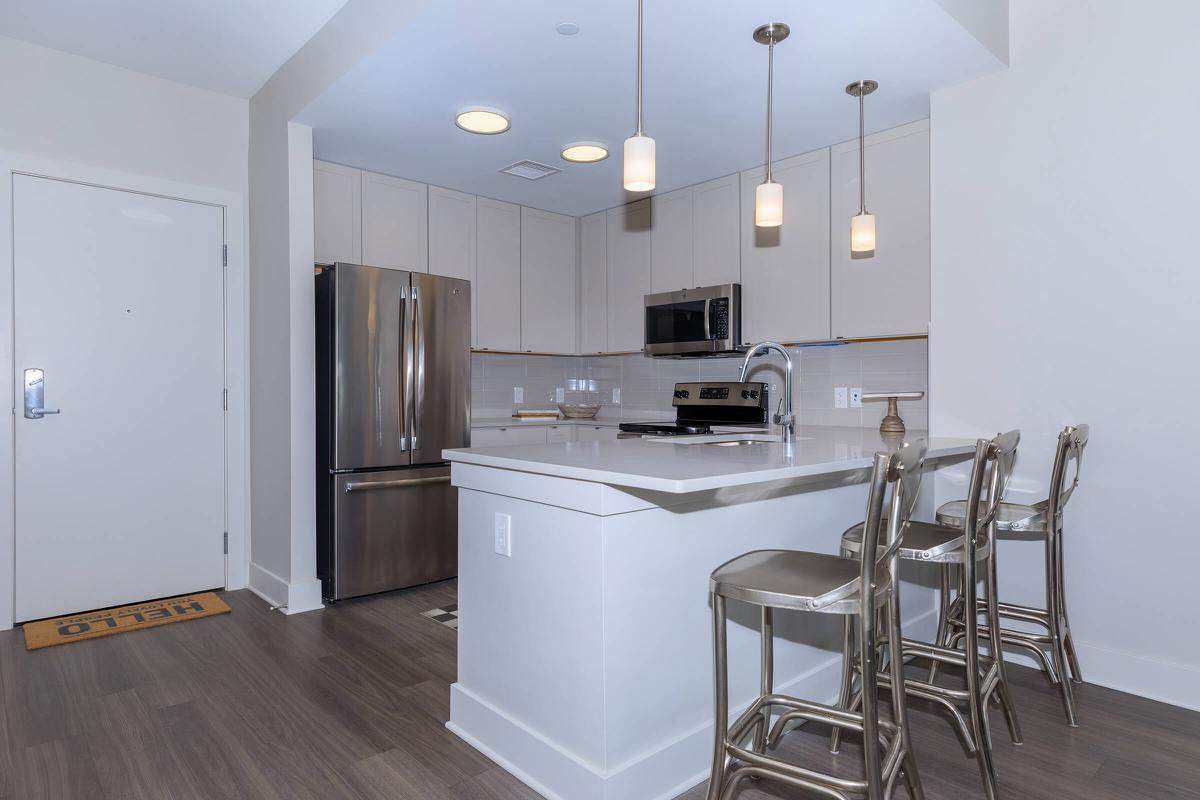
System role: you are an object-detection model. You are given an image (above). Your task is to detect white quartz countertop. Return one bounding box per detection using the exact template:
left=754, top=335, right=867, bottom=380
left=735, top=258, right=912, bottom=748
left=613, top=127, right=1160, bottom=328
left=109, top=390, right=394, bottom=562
left=471, top=416, right=624, bottom=428
left=444, top=426, right=975, bottom=494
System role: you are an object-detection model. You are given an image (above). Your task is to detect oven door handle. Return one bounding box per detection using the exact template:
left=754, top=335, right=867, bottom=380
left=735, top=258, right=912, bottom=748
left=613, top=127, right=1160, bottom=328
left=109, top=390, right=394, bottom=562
left=703, top=298, right=712, bottom=340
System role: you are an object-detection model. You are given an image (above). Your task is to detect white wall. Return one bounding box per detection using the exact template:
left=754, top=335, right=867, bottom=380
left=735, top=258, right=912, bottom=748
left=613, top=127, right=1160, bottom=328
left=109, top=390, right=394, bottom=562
left=930, top=0, right=1200, bottom=709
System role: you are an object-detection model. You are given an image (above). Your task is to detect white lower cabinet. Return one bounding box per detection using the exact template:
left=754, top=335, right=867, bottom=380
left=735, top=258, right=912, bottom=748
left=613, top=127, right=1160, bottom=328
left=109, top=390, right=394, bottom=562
left=546, top=424, right=574, bottom=443
left=575, top=425, right=619, bottom=442
left=470, top=426, right=548, bottom=447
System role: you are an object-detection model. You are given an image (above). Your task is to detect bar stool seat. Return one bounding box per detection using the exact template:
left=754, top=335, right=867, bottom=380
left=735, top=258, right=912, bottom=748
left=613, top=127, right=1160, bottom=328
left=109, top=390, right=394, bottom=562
left=711, top=550, right=891, bottom=614
left=936, top=500, right=1047, bottom=533
left=841, top=520, right=991, bottom=563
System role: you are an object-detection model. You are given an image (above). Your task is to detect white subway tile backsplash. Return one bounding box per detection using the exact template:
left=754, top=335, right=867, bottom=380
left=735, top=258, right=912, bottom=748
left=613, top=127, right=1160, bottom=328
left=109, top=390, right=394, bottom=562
left=471, top=338, right=928, bottom=427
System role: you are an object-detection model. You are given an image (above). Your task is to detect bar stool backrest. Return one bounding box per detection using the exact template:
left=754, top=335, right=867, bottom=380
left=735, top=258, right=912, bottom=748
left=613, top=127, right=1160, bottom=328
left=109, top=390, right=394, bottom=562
left=1048, top=424, right=1088, bottom=529
left=862, top=441, right=929, bottom=595
left=961, top=430, right=1022, bottom=559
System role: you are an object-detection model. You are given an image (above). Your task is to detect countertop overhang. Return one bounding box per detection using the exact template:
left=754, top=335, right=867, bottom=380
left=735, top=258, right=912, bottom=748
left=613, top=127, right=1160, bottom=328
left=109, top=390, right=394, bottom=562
left=444, top=426, right=975, bottom=494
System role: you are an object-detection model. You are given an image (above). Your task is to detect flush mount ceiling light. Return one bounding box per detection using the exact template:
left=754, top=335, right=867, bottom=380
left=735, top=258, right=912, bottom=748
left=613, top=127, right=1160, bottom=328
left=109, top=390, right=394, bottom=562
left=623, top=0, right=655, bottom=191
left=846, top=80, right=879, bottom=257
left=455, top=107, right=510, bottom=135
left=753, top=23, right=789, bottom=228
left=561, top=142, right=609, bottom=163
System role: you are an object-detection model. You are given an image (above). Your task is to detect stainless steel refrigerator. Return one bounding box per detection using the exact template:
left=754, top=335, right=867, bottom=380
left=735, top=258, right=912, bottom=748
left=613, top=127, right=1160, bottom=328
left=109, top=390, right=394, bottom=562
left=315, top=262, right=471, bottom=601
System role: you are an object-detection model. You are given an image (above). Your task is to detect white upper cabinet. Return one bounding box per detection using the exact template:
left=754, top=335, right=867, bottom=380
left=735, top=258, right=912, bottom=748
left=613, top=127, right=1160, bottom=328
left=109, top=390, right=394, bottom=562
left=521, top=207, right=577, bottom=354
left=606, top=200, right=651, bottom=353
left=429, top=186, right=477, bottom=343
left=740, top=148, right=832, bottom=345
left=650, top=188, right=693, bottom=293
left=313, top=161, right=361, bottom=265
left=692, top=174, right=741, bottom=287
left=579, top=211, right=608, bottom=354
left=830, top=120, right=930, bottom=339
left=476, top=198, right=522, bottom=351
left=362, top=171, right=428, bottom=272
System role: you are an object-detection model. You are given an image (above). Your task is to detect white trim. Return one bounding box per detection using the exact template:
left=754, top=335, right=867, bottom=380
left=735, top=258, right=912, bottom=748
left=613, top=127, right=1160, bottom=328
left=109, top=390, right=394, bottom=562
left=0, top=151, right=248, bottom=630
left=247, top=563, right=324, bottom=615
left=1073, top=641, right=1200, bottom=713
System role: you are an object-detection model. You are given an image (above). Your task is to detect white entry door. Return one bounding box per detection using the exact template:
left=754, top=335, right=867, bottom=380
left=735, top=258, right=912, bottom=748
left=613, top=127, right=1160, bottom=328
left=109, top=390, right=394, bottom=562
left=13, top=175, right=226, bottom=622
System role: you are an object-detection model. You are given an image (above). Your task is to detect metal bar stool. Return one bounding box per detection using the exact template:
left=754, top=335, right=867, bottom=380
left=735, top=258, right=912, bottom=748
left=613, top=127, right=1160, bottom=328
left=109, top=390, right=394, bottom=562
left=834, top=430, right=1022, bottom=800
left=707, top=441, right=927, bottom=800
left=934, top=424, right=1089, bottom=726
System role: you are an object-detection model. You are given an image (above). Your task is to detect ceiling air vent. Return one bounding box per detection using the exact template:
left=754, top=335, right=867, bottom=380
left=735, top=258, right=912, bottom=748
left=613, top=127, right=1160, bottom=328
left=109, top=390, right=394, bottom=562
left=500, top=160, right=561, bottom=181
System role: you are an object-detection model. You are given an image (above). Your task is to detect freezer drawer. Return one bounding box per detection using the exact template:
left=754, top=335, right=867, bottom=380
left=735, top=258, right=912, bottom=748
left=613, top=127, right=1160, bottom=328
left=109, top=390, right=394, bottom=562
left=328, top=465, right=456, bottom=600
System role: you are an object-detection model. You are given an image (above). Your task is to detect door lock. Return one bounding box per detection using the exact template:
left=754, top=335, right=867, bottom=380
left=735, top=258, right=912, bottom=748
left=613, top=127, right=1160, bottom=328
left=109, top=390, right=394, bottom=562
left=23, top=368, right=61, bottom=419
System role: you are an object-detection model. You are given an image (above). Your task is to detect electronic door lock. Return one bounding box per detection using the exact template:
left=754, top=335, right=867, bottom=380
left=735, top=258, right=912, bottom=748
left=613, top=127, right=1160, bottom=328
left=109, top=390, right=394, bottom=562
left=23, top=368, right=61, bottom=419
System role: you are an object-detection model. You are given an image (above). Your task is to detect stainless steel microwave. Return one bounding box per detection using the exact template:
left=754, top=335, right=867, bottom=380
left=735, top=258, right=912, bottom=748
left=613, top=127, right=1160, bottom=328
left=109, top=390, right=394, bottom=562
left=643, top=283, right=743, bottom=357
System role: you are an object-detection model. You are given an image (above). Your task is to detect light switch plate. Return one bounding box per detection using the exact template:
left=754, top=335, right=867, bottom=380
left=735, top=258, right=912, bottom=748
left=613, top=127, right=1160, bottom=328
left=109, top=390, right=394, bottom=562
left=555, top=387, right=565, bottom=403
left=513, top=387, right=523, bottom=404
left=850, top=388, right=862, bottom=408
left=612, top=388, right=621, bottom=404
left=494, top=512, right=512, bottom=557
left=834, top=387, right=848, bottom=409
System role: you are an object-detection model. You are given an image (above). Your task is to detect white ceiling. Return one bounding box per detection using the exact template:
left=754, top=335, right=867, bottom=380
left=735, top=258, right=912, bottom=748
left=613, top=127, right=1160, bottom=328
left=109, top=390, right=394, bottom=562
left=298, top=0, right=1006, bottom=217
left=0, top=0, right=349, bottom=97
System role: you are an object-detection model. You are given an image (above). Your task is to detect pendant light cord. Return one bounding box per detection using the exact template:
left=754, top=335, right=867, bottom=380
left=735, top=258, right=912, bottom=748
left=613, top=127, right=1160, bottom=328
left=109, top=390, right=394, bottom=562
left=858, top=82, right=867, bottom=213
left=765, top=38, right=775, bottom=183
left=635, top=0, right=644, bottom=135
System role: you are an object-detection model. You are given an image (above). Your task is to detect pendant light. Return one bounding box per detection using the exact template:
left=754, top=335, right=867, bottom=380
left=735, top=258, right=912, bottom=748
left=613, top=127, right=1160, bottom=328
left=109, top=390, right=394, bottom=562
left=753, top=23, right=789, bottom=228
left=623, top=0, right=655, bottom=191
left=846, top=79, right=878, bottom=257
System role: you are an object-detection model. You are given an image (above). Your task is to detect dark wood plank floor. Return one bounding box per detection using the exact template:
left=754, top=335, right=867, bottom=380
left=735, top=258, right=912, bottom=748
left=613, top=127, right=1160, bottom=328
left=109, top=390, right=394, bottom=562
left=1, top=582, right=1197, bottom=799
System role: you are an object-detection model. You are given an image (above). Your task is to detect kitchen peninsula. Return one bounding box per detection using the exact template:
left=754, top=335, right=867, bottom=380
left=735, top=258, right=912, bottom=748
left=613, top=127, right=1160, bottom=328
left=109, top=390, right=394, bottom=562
left=443, top=427, right=974, bottom=800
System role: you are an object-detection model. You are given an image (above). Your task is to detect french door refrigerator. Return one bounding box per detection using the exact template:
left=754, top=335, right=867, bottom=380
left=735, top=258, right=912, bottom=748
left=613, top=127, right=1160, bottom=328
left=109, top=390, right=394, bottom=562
left=316, top=263, right=471, bottom=600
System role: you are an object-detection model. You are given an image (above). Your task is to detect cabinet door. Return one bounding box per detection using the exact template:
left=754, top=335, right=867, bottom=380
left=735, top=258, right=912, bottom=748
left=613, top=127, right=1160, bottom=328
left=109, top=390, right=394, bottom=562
left=521, top=208, right=577, bottom=354
left=579, top=211, right=608, bottom=354
left=830, top=120, right=930, bottom=339
left=429, top=187, right=478, bottom=344
left=361, top=171, right=428, bottom=272
left=739, top=148, right=831, bottom=344
left=693, top=174, right=741, bottom=287
left=476, top=198, right=522, bottom=351
left=313, top=161, right=361, bottom=265
left=470, top=426, right=548, bottom=447
left=546, top=424, right=575, bottom=443
left=650, top=187, right=693, bottom=293
left=606, top=200, right=651, bottom=353
left=576, top=425, right=619, bottom=442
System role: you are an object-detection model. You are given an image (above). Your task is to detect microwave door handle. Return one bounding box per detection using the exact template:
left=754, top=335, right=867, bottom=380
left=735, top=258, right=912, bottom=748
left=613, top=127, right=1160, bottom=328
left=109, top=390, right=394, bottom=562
left=703, top=298, right=712, bottom=340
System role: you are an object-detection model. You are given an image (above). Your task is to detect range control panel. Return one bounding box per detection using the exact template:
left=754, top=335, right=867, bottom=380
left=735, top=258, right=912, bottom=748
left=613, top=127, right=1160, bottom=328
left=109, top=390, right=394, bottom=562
left=672, top=382, right=769, bottom=426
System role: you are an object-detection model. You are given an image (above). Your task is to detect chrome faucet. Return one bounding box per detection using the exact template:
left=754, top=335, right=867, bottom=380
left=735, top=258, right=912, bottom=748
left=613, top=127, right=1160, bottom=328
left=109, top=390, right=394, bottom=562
left=738, top=341, right=795, bottom=446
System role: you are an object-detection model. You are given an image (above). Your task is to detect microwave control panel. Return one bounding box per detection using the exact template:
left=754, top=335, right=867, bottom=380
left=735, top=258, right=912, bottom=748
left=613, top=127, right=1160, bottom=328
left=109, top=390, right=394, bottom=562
left=709, top=297, right=730, bottom=340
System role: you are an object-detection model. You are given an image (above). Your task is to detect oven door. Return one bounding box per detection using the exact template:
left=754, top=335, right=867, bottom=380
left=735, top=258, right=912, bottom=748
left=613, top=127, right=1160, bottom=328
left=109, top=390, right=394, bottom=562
left=643, top=284, right=741, bottom=356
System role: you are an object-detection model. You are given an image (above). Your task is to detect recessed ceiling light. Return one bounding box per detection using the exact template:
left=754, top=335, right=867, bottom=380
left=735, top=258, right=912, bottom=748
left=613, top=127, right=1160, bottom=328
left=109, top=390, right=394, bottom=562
left=556, top=22, right=580, bottom=36
left=561, top=142, right=609, bottom=163
left=455, top=108, right=510, bottom=135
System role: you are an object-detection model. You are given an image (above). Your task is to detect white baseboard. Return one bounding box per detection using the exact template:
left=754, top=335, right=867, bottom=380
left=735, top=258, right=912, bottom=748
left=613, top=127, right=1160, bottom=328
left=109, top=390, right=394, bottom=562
left=449, top=605, right=940, bottom=800
left=1074, top=641, right=1200, bottom=712
left=247, top=562, right=324, bottom=615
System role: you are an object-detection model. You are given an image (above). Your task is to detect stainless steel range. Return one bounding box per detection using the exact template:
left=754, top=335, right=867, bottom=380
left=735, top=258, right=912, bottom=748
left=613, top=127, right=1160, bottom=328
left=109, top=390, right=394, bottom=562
left=618, top=382, right=769, bottom=438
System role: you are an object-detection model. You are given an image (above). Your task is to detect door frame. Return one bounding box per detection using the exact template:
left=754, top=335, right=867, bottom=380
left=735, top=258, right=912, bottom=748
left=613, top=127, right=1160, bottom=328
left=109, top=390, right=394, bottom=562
left=0, top=152, right=248, bottom=629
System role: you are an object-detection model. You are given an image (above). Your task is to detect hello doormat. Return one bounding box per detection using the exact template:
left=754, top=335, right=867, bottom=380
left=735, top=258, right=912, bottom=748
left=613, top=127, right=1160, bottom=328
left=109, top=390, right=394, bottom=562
left=22, top=592, right=231, bottom=650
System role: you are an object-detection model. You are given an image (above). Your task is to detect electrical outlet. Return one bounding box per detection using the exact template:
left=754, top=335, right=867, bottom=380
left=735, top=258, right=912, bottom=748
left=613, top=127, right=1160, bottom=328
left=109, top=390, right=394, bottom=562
left=555, top=387, right=565, bottom=403
left=612, top=388, right=621, bottom=404
left=850, top=387, right=862, bottom=408
left=834, top=387, right=848, bottom=409
left=513, top=387, right=523, bottom=404
left=494, top=512, right=512, bottom=557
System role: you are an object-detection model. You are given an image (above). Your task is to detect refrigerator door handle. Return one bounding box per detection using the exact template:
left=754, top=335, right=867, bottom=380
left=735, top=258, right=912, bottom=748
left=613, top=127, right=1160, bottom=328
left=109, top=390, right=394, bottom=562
left=412, top=285, right=425, bottom=451
left=344, top=475, right=450, bottom=493
left=401, top=284, right=414, bottom=452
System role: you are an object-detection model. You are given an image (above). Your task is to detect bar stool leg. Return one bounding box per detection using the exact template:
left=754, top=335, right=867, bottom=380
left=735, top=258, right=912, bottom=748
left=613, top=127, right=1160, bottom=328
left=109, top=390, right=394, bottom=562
left=986, top=544, right=1022, bottom=745
left=707, top=594, right=730, bottom=800
left=858, top=602, right=886, bottom=800
left=888, top=573, right=926, bottom=800
left=830, top=614, right=855, bottom=754
left=929, top=563, right=953, bottom=683
left=1046, top=542, right=1079, bottom=727
left=755, top=606, right=773, bottom=754
left=1055, top=527, right=1084, bottom=684
left=963, top=557, right=1001, bottom=800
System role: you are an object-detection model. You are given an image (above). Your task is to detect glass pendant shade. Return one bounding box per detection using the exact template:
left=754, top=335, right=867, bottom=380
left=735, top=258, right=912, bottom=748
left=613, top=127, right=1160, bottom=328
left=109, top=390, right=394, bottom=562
left=623, top=134, right=656, bottom=192
left=851, top=212, right=876, bottom=256
left=755, top=181, right=783, bottom=228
